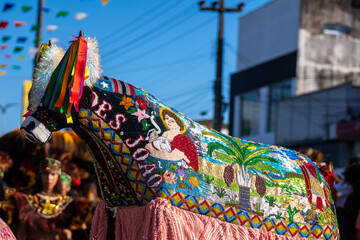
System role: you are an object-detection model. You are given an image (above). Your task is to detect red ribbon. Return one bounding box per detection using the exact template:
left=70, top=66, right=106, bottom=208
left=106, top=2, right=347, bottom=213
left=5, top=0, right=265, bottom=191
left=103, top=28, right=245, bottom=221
left=69, top=36, right=87, bottom=111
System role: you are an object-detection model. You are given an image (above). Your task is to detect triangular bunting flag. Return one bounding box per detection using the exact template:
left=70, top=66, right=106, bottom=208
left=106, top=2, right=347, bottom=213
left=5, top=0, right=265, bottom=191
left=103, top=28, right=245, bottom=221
left=3, top=3, right=15, bottom=12
left=1, top=45, right=9, bottom=50
left=0, top=21, right=9, bottom=29
left=46, top=25, right=58, bottom=32
left=14, top=46, right=23, bottom=53
left=101, top=0, right=110, bottom=6
left=1, top=36, right=11, bottom=42
left=12, top=65, right=21, bottom=70
left=0, top=64, right=7, bottom=68
left=31, top=25, right=40, bottom=32
left=40, top=7, right=50, bottom=13
left=14, top=21, right=26, bottom=27
left=0, top=71, right=6, bottom=76
left=17, top=37, right=27, bottom=43
left=74, top=12, right=88, bottom=20
left=17, top=56, right=26, bottom=60
left=21, top=6, right=32, bottom=13
left=28, top=47, right=39, bottom=58
left=34, top=38, right=42, bottom=43
left=56, top=11, right=69, bottom=17
left=4, top=55, right=11, bottom=59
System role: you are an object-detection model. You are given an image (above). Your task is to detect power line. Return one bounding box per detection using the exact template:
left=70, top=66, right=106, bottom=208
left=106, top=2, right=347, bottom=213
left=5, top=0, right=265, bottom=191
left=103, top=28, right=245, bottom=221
left=119, top=53, right=209, bottom=73
left=98, top=0, right=174, bottom=44
left=103, top=10, right=197, bottom=59
left=105, top=16, right=217, bottom=70
left=162, top=82, right=211, bottom=102
left=140, top=41, right=213, bottom=81
left=124, top=41, right=213, bottom=93
left=101, top=3, right=196, bottom=61
left=138, top=54, right=211, bottom=92
left=167, top=87, right=211, bottom=111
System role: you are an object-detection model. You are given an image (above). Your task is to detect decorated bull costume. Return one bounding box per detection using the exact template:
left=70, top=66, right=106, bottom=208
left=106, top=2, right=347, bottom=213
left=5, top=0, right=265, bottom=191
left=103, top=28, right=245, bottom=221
left=21, top=34, right=339, bottom=239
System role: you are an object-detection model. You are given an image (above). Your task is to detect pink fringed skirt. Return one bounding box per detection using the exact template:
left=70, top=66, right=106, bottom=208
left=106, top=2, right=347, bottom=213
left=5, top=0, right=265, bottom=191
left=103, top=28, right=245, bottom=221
left=90, top=198, right=310, bottom=240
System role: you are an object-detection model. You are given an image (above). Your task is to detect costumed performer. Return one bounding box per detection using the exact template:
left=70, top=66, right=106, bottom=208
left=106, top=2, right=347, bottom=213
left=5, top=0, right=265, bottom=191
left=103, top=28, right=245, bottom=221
left=12, top=158, right=74, bottom=240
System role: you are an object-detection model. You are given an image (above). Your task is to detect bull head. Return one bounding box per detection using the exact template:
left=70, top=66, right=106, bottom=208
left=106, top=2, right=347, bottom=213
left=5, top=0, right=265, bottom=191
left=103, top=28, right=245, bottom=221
left=21, top=31, right=100, bottom=144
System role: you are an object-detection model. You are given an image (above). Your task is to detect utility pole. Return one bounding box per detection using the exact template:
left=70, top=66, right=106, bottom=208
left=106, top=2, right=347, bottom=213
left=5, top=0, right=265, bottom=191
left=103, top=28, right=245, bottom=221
left=34, top=0, right=44, bottom=64
left=199, top=0, right=244, bottom=131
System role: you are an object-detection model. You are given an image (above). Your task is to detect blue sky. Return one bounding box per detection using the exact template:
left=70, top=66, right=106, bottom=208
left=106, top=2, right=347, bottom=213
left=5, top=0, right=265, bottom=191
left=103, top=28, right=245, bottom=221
left=0, top=0, right=271, bottom=135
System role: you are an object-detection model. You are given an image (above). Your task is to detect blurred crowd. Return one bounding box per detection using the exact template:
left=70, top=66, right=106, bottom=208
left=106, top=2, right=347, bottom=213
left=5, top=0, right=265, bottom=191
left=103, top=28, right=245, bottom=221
left=0, top=129, right=99, bottom=240
left=298, top=148, right=360, bottom=240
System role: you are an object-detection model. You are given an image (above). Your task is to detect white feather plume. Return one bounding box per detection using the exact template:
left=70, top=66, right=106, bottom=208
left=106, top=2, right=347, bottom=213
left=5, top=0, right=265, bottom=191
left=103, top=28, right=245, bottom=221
left=28, top=44, right=65, bottom=110
left=84, top=37, right=103, bottom=86
left=28, top=36, right=103, bottom=110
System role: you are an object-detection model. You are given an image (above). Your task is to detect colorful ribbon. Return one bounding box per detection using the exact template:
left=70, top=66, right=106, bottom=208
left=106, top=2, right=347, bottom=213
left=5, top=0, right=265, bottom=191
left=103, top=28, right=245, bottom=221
left=42, top=36, right=87, bottom=122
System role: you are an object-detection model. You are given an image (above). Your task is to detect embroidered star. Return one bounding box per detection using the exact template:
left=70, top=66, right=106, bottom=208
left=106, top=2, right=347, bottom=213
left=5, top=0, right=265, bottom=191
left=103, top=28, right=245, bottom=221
left=41, top=199, right=57, bottom=215
left=120, top=95, right=134, bottom=110
left=100, top=80, right=109, bottom=89
left=132, top=108, right=150, bottom=122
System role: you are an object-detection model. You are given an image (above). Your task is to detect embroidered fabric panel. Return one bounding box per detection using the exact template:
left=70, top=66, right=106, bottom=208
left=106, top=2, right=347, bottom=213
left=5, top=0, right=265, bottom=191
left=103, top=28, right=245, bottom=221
left=157, top=188, right=339, bottom=239
left=78, top=110, right=155, bottom=206
left=24, top=194, right=72, bottom=219
left=75, top=77, right=338, bottom=239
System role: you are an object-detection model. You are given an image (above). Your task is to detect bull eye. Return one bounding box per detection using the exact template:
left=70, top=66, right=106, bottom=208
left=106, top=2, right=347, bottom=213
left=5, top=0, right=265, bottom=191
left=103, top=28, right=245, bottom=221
left=26, top=121, right=36, bottom=131
left=80, top=86, right=93, bottom=109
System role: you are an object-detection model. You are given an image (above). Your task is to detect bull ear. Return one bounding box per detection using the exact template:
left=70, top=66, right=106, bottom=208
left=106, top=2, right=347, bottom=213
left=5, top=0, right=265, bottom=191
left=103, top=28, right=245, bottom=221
left=80, top=86, right=93, bottom=109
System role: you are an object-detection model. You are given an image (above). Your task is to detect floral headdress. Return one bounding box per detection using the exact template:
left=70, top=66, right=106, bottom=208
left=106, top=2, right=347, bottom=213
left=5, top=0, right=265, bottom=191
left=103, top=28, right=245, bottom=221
left=39, top=157, right=61, bottom=175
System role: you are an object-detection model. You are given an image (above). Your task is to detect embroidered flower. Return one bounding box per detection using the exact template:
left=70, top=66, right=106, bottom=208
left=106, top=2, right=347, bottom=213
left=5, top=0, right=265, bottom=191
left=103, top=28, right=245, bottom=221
left=36, top=110, right=49, bottom=120
left=136, top=98, right=148, bottom=110
left=163, top=170, right=176, bottom=184
left=46, top=119, right=57, bottom=131
left=177, top=166, right=185, bottom=177
left=120, top=96, right=134, bottom=110
left=170, top=164, right=178, bottom=171
left=132, top=108, right=150, bottom=122
left=189, top=176, right=200, bottom=188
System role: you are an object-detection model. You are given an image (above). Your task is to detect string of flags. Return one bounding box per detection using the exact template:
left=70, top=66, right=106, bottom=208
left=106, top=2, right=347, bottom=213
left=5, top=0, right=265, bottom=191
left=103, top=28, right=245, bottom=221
left=0, top=0, right=110, bottom=77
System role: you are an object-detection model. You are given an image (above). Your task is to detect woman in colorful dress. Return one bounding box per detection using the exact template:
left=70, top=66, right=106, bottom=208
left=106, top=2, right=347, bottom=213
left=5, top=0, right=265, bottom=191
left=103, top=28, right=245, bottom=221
left=146, top=108, right=199, bottom=172
left=12, top=158, right=73, bottom=240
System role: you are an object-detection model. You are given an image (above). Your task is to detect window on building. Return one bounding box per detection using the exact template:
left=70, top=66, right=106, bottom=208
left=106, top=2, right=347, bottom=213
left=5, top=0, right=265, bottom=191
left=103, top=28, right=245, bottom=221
left=267, top=79, right=292, bottom=132
left=241, top=90, right=260, bottom=136
left=323, top=24, right=349, bottom=35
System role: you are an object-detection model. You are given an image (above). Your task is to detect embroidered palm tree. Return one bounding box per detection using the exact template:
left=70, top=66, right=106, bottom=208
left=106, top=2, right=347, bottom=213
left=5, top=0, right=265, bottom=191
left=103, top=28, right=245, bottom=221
left=203, top=131, right=281, bottom=212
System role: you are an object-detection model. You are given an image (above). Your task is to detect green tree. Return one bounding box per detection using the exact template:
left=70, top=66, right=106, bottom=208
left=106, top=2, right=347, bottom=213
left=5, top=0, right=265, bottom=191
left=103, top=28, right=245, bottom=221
left=203, top=131, right=281, bottom=212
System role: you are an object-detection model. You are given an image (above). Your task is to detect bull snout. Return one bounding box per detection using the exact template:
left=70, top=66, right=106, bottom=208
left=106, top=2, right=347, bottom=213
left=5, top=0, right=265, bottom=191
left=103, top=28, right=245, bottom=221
left=20, top=116, right=52, bottom=143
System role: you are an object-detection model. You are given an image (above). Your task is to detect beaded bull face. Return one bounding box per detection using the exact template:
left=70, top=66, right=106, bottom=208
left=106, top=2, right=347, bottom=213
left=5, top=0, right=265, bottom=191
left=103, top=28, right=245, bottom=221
left=21, top=36, right=339, bottom=239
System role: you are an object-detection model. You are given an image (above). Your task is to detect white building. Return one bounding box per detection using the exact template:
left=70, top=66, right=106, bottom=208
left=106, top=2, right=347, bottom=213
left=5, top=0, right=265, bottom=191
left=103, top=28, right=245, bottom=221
left=230, top=0, right=360, bottom=167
